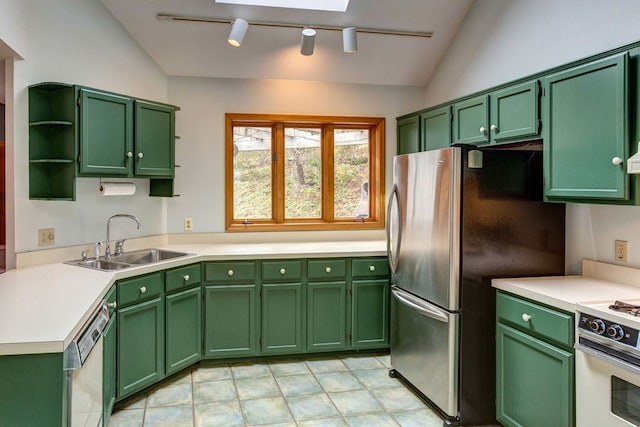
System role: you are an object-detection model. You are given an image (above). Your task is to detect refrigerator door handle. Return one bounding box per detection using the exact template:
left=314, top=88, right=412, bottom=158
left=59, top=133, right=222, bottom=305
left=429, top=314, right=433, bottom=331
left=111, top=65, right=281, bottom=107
left=391, top=286, right=449, bottom=323
left=386, top=183, right=401, bottom=273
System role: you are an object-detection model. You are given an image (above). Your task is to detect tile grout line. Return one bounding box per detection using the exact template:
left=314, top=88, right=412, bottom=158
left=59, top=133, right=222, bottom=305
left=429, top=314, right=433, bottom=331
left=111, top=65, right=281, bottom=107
left=267, top=360, right=301, bottom=426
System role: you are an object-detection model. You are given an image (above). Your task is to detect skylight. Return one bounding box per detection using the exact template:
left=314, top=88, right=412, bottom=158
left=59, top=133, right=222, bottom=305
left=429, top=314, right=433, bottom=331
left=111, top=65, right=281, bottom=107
left=215, top=0, right=350, bottom=12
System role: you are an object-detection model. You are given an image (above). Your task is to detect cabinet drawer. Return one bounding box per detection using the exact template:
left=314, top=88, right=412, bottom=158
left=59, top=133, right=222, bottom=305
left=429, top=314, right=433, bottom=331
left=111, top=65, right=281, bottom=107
left=204, top=262, right=256, bottom=283
left=307, top=259, right=346, bottom=280
left=496, top=291, right=573, bottom=347
left=118, top=272, right=163, bottom=307
left=262, top=261, right=302, bottom=282
left=166, top=264, right=201, bottom=293
left=351, top=259, right=389, bottom=278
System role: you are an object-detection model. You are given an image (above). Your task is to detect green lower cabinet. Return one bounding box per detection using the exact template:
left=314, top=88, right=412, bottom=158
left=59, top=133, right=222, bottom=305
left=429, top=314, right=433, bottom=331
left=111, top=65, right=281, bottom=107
left=351, top=279, right=390, bottom=348
left=307, top=281, right=347, bottom=352
left=204, top=284, right=258, bottom=358
left=262, top=283, right=303, bottom=354
left=102, top=315, right=116, bottom=427
left=496, top=323, right=574, bottom=427
left=166, top=286, right=202, bottom=375
left=117, top=297, right=165, bottom=399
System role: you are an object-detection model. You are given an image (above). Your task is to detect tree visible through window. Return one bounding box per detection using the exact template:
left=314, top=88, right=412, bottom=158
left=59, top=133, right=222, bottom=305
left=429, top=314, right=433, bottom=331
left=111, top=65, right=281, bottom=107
left=225, top=114, right=385, bottom=231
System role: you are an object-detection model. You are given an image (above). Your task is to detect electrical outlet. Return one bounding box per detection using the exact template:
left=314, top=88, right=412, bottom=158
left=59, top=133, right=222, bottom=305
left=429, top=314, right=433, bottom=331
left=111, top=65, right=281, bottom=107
left=615, top=239, right=629, bottom=262
left=184, top=218, right=193, bottom=232
left=38, top=228, right=55, bottom=246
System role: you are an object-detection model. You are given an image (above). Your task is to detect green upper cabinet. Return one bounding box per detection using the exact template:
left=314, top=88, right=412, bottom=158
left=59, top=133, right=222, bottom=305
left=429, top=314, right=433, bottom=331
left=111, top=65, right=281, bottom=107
left=453, top=95, right=489, bottom=145
left=79, top=88, right=133, bottom=176
left=421, top=106, right=452, bottom=151
left=543, top=53, right=629, bottom=201
left=134, top=101, right=175, bottom=177
left=397, top=115, right=420, bottom=154
left=489, top=80, right=540, bottom=144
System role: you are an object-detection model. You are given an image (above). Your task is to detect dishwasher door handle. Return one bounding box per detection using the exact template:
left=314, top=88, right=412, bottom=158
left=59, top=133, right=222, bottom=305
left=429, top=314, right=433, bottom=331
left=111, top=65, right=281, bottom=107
left=391, top=286, right=449, bottom=323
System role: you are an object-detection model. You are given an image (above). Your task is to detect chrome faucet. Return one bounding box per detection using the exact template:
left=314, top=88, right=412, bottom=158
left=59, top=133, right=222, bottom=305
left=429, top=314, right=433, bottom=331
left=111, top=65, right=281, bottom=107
left=105, top=214, right=142, bottom=258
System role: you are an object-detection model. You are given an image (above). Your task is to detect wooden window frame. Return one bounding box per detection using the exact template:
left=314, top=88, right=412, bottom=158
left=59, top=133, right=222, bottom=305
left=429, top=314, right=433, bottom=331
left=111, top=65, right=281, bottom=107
left=225, top=113, right=385, bottom=231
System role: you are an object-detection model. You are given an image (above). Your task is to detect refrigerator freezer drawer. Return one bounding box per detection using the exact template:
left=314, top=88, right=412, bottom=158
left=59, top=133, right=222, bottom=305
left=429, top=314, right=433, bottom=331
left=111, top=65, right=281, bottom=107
left=390, top=287, right=459, bottom=417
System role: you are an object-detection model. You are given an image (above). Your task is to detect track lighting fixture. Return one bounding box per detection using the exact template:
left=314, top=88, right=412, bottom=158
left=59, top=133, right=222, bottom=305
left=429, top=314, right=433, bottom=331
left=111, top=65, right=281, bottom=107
left=300, top=28, right=316, bottom=56
left=228, top=18, right=249, bottom=47
left=342, top=26, right=357, bottom=53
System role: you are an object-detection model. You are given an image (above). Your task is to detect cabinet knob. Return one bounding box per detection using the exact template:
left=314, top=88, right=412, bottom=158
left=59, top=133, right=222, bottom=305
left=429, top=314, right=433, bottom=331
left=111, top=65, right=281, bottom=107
left=140, top=286, right=147, bottom=294
left=137, top=152, right=144, bottom=159
left=126, top=151, right=133, bottom=158
left=490, top=124, right=498, bottom=132
left=183, top=274, right=190, bottom=281
left=325, top=267, right=332, bottom=273
left=479, top=126, right=487, bottom=134
left=612, top=157, right=623, bottom=165
left=280, top=268, right=286, bottom=275
left=522, top=313, right=531, bottom=322
left=227, top=269, right=234, bottom=276
left=369, top=265, right=376, bottom=272
left=107, top=301, right=117, bottom=309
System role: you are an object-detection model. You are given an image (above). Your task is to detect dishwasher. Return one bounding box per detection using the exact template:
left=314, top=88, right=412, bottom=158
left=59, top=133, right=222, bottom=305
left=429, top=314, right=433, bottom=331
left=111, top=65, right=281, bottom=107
left=64, top=301, right=109, bottom=427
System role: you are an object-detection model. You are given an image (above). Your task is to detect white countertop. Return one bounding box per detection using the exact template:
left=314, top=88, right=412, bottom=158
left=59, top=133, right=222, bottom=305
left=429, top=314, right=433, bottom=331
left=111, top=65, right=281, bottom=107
left=0, top=240, right=386, bottom=356
left=492, top=259, right=640, bottom=312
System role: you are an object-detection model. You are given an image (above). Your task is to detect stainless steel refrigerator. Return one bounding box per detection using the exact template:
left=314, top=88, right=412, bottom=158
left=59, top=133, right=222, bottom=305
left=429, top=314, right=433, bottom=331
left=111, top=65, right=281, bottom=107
left=387, top=145, right=565, bottom=427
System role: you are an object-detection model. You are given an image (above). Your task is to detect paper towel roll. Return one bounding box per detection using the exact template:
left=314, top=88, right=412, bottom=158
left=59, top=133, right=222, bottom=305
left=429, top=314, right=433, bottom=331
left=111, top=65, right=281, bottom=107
left=99, top=182, right=136, bottom=196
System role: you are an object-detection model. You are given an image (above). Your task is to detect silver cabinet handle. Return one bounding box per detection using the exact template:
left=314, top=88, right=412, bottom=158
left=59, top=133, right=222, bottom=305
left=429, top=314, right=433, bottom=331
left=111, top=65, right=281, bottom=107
left=612, top=157, right=623, bottom=165
left=183, top=274, right=190, bottom=281
left=126, top=152, right=133, bottom=158
left=140, top=286, right=147, bottom=293
left=227, top=270, right=234, bottom=276
left=137, top=152, right=144, bottom=159
left=490, top=124, right=498, bottom=132
left=522, top=313, right=531, bottom=322
left=107, top=301, right=117, bottom=309
left=279, top=268, right=286, bottom=275
left=369, top=265, right=376, bottom=272
left=479, top=126, right=487, bottom=134
left=325, top=267, right=332, bottom=273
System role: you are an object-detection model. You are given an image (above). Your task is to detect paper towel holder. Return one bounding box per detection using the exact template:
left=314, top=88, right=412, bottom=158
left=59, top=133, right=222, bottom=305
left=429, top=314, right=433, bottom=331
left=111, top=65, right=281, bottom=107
left=99, top=179, right=137, bottom=196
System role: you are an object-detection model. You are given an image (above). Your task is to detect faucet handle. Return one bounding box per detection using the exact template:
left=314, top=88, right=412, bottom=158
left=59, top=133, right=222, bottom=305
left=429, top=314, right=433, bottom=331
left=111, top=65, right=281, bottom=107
left=115, top=239, right=126, bottom=256
left=81, top=250, right=88, bottom=261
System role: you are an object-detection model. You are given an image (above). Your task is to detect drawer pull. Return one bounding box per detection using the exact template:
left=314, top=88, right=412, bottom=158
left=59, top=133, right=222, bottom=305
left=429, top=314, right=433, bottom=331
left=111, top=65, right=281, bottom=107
left=280, top=268, right=286, bottom=275
left=140, top=286, right=147, bottom=294
left=522, top=313, right=531, bottom=322
left=183, top=274, right=190, bottom=281
left=325, top=267, right=332, bottom=273
left=369, top=265, right=376, bottom=272
left=107, top=301, right=117, bottom=309
left=227, top=270, right=234, bottom=276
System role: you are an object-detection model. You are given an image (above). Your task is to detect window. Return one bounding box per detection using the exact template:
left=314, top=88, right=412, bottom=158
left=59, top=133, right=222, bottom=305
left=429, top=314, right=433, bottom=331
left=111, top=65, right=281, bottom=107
left=225, top=113, right=385, bottom=231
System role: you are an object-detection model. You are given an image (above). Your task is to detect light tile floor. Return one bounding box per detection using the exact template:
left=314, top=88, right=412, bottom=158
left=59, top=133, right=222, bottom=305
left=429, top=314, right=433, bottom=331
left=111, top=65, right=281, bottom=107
left=108, top=353, right=444, bottom=427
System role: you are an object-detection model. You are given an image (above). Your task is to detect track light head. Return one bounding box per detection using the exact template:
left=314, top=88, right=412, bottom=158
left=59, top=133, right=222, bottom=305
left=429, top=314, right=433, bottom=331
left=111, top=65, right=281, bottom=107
left=342, top=27, right=357, bottom=53
left=228, top=18, right=249, bottom=47
left=300, top=27, right=316, bottom=56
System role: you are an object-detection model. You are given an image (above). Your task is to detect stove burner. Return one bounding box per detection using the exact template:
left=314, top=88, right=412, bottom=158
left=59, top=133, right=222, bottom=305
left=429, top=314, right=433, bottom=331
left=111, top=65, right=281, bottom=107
left=609, top=300, right=640, bottom=316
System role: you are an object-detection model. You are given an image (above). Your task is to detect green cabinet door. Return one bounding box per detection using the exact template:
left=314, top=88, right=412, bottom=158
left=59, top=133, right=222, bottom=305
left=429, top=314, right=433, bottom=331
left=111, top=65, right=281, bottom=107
left=203, top=284, right=258, bottom=358
left=496, top=323, right=574, bottom=427
left=397, top=115, right=420, bottom=154
left=166, top=286, right=202, bottom=375
left=79, top=88, right=133, bottom=176
left=307, top=281, right=347, bottom=352
left=117, top=297, right=165, bottom=399
left=351, top=279, right=390, bottom=348
left=489, top=80, right=540, bottom=144
left=262, top=283, right=303, bottom=354
left=102, top=315, right=116, bottom=427
left=134, top=101, right=175, bottom=177
left=453, top=95, right=489, bottom=145
left=543, top=53, right=629, bottom=201
left=421, top=106, right=451, bottom=151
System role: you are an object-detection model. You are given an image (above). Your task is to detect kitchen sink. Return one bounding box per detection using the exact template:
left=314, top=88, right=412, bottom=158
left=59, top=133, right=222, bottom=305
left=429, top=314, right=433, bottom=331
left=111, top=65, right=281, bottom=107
left=65, top=249, right=191, bottom=271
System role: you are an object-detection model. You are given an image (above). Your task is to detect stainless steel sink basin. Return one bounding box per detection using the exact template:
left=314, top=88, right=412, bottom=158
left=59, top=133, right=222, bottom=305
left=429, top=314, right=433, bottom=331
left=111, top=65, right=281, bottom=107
left=109, top=249, right=190, bottom=265
left=65, top=249, right=191, bottom=271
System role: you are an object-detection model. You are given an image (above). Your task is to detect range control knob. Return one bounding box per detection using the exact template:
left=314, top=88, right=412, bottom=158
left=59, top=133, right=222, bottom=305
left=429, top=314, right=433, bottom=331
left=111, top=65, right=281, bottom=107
left=589, top=319, right=606, bottom=335
left=606, top=324, right=625, bottom=341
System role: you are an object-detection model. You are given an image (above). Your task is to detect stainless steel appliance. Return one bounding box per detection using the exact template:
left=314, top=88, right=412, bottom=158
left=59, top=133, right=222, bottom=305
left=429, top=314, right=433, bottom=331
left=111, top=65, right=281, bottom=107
left=386, top=146, right=565, bottom=426
left=576, top=299, right=640, bottom=427
left=64, top=301, right=109, bottom=427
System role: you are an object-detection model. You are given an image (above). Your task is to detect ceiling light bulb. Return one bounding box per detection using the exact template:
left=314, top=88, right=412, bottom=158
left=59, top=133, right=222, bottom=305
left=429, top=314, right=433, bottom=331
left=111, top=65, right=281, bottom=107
left=300, top=28, right=316, bottom=56
left=342, top=27, right=357, bottom=53
left=228, top=18, right=249, bottom=47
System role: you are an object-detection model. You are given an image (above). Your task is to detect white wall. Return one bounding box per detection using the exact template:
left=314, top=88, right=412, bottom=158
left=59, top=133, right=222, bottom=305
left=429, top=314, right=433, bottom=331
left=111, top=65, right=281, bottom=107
left=166, top=77, right=424, bottom=233
left=2, top=0, right=170, bottom=254
left=423, top=0, right=640, bottom=273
